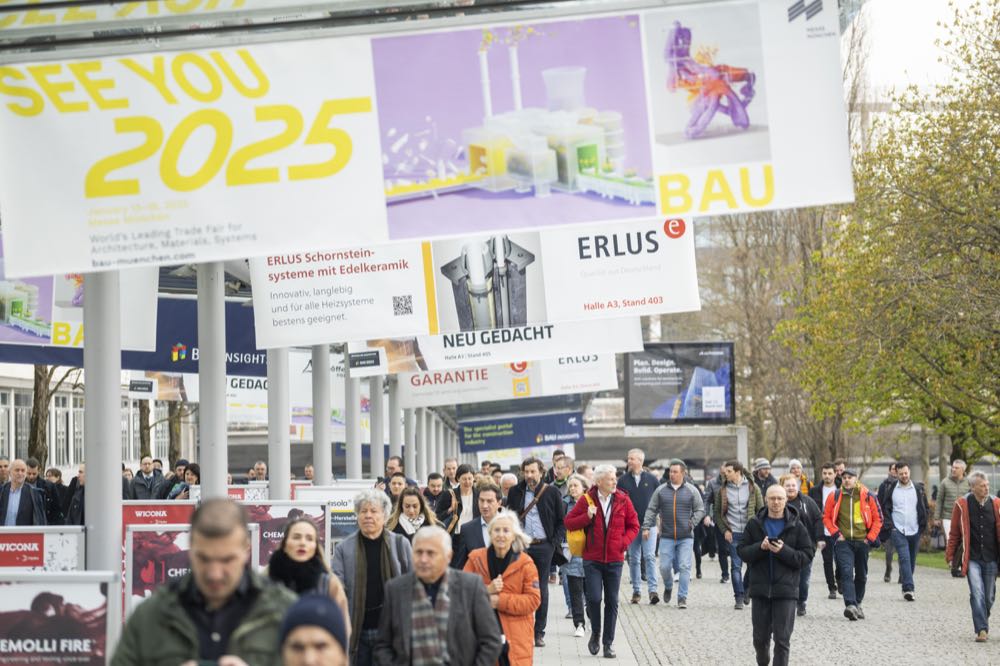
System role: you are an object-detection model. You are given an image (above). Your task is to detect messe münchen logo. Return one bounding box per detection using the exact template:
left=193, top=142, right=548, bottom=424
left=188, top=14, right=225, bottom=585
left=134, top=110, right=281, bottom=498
left=788, top=0, right=822, bottom=21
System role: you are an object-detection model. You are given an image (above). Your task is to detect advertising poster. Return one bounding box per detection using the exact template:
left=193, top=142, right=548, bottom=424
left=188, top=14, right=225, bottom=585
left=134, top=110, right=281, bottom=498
left=397, top=355, right=617, bottom=409
left=289, top=486, right=366, bottom=541
left=459, top=411, right=584, bottom=453
left=0, top=39, right=387, bottom=278
left=476, top=443, right=576, bottom=470
left=372, top=15, right=657, bottom=240
left=624, top=342, right=735, bottom=425
left=121, top=501, right=197, bottom=529
left=241, top=501, right=328, bottom=564
left=347, top=317, right=643, bottom=377
left=0, top=527, right=85, bottom=572
left=0, top=571, right=121, bottom=666
left=643, top=1, right=852, bottom=216
left=125, top=524, right=260, bottom=614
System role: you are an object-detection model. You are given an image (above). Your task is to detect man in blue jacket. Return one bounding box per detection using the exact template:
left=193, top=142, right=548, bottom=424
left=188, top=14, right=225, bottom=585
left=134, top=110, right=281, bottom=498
left=620, top=448, right=660, bottom=605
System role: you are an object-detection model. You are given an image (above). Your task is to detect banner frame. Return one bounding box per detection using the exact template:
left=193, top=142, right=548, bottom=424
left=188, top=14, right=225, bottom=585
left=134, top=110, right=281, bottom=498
left=0, top=525, right=86, bottom=571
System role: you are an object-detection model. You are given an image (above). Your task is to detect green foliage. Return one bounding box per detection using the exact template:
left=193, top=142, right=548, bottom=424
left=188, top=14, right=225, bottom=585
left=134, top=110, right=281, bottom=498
left=777, top=1, right=1000, bottom=458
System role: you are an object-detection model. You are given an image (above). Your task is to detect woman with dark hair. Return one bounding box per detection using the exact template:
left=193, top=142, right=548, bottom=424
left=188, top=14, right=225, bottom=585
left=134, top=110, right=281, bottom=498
left=385, top=486, right=437, bottom=542
left=441, top=463, right=480, bottom=533
left=267, top=517, right=350, bottom=633
left=168, top=463, right=201, bottom=500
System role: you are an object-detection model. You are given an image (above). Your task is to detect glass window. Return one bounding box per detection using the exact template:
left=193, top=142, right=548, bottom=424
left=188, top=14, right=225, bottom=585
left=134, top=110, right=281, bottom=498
left=121, top=397, right=131, bottom=461
left=72, top=395, right=84, bottom=464
left=154, top=401, right=170, bottom=461
left=14, top=390, right=32, bottom=460
left=52, top=395, right=70, bottom=467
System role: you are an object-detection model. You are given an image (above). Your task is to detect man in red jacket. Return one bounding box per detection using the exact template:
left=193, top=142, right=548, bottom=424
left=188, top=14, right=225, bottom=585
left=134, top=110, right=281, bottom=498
left=565, top=464, right=639, bottom=659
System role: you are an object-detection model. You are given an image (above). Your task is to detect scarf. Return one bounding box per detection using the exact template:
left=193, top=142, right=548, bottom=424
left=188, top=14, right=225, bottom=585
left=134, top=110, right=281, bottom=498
left=267, top=549, right=325, bottom=594
left=487, top=547, right=515, bottom=580
left=399, top=513, right=426, bottom=536
left=351, top=532, right=392, bottom=654
left=411, top=571, right=451, bottom=666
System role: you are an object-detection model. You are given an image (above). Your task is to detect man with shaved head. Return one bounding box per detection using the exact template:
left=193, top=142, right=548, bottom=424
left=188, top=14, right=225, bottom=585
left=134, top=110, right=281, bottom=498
left=0, top=459, right=47, bottom=526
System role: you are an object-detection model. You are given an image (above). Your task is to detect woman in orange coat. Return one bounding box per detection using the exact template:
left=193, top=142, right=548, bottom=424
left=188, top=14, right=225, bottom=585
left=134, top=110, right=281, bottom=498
left=464, top=513, right=541, bottom=666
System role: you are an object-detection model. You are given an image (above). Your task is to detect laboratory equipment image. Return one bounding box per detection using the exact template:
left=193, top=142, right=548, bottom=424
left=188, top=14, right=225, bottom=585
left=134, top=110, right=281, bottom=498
left=436, top=233, right=545, bottom=332
left=372, top=15, right=657, bottom=239
left=0, top=279, right=52, bottom=340
left=643, top=3, right=772, bottom=169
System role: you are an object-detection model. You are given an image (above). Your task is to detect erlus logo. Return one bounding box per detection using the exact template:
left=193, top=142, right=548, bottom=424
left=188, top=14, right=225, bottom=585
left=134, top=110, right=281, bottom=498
left=788, top=0, right=822, bottom=21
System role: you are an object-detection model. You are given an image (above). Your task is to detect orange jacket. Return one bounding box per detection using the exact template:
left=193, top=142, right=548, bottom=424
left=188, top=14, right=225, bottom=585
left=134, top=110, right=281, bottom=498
left=946, top=495, right=1000, bottom=575
left=821, top=484, right=883, bottom=542
left=464, top=548, right=541, bottom=666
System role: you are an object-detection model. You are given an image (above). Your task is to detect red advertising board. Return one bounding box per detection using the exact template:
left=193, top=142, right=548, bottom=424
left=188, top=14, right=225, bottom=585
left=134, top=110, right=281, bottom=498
left=122, top=502, right=197, bottom=527
left=0, top=532, right=44, bottom=568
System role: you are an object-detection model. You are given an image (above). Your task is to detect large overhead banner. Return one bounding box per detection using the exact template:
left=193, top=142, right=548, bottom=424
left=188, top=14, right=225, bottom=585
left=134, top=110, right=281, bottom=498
left=347, top=318, right=643, bottom=377
left=459, top=411, right=584, bottom=453
left=397, top=355, right=617, bottom=408
left=0, top=39, right=387, bottom=277
left=0, top=2, right=851, bottom=278
left=250, top=217, right=699, bottom=348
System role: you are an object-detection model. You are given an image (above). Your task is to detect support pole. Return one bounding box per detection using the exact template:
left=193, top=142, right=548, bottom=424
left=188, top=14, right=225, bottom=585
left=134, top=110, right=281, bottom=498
left=415, top=408, right=428, bottom=483
left=403, top=408, right=416, bottom=480
left=83, top=270, right=121, bottom=573
left=388, top=378, right=402, bottom=460
left=197, top=262, right=227, bottom=499
left=736, top=426, right=749, bottom=467
left=311, top=345, right=332, bottom=485
left=419, top=409, right=432, bottom=483
left=369, top=377, right=385, bottom=481
left=345, top=373, right=362, bottom=480
left=267, top=349, right=290, bottom=500
left=435, top=418, right=445, bottom=477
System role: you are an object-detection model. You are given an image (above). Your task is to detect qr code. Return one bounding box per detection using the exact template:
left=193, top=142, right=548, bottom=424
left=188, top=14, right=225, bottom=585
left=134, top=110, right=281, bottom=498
left=393, top=295, right=413, bottom=316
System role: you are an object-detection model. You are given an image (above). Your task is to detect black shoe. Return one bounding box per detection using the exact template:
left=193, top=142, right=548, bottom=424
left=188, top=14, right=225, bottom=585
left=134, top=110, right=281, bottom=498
left=734, top=600, right=744, bottom=610
left=604, top=646, right=617, bottom=659
left=588, top=634, right=600, bottom=656
left=696, top=570, right=703, bottom=579
left=844, top=605, right=859, bottom=621
left=828, top=589, right=838, bottom=599
left=649, top=592, right=660, bottom=605
left=743, top=593, right=750, bottom=606
left=904, top=591, right=915, bottom=601
left=663, top=588, right=672, bottom=604
left=720, top=575, right=730, bottom=584
left=856, top=606, right=865, bottom=619
left=884, top=573, right=891, bottom=583
left=797, top=604, right=806, bottom=617
left=534, top=636, right=545, bottom=648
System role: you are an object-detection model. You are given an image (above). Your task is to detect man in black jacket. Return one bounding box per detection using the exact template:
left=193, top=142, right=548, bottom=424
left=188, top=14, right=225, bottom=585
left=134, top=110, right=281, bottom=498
left=25, top=458, right=64, bottom=525
left=738, top=485, right=815, bottom=666
left=505, top=457, right=565, bottom=647
left=782, top=475, right=822, bottom=616
left=876, top=463, right=899, bottom=583
left=0, top=459, right=48, bottom=526
left=130, top=456, right=168, bottom=500
left=619, top=448, right=661, bottom=605
left=808, top=463, right=840, bottom=598
left=878, top=461, right=928, bottom=602
left=451, top=483, right=502, bottom=569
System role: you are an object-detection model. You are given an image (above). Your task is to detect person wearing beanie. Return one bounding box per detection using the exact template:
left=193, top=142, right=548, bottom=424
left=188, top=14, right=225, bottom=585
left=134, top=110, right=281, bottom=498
left=753, top=459, right=778, bottom=495
left=281, top=594, right=349, bottom=666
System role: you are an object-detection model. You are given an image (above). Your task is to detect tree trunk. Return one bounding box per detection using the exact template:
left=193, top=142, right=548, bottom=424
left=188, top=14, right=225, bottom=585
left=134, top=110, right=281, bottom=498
left=168, top=401, right=183, bottom=468
left=28, top=365, right=52, bottom=468
left=138, top=399, right=152, bottom=459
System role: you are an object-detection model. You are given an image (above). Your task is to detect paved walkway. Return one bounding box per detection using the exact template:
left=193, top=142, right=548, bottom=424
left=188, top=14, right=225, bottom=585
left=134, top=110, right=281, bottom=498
left=537, top=553, right=991, bottom=665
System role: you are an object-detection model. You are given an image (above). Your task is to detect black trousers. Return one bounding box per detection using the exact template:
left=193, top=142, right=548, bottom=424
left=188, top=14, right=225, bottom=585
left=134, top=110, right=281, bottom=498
left=527, top=542, right=554, bottom=637
left=821, top=536, right=839, bottom=591
left=751, top=597, right=797, bottom=666
left=568, top=575, right=586, bottom=628
left=715, top=526, right=730, bottom=576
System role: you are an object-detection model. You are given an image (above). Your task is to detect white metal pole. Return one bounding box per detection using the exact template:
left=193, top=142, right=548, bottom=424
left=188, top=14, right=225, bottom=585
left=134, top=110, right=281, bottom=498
left=369, top=377, right=385, bottom=481
left=414, top=408, right=427, bottom=482
left=388, top=378, right=402, bottom=460
left=345, top=374, right=362, bottom=480
left=311, top=345, right=332, bottom=485
left=403, top=408, right=416, bottom=480
left=197, top=262, right=227, bottom=499
left=267, top=348, right=290, bottom=500
left=83, top=270, right=121, bottom=573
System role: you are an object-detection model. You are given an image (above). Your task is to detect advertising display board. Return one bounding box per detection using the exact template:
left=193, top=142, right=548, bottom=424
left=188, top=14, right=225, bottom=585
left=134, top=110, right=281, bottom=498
left=347, top=318, right=642, bottom=377
left=291, top=485, right=370, bottom=541
left=0, top=526, right=85, bottom=572
left=624, top=342, right=735, bottom=425
left=250, top=217, right=699, bottom=348
left=240, top=500, right=329, bottom=564
left=125, top=523, right=260, bottom=614
left=397, top=355, right=617, bottom=409
left=0, top=2, right=852, bottom=279
left=476, top=443, right=577, bottom=470
left=458, top=411, right=584, bottom=453
left=0, top=571, right=121, bottom=666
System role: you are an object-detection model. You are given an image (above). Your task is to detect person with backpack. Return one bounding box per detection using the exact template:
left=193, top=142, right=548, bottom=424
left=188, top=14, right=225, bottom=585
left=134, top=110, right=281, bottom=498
left=562, top=474, right=591, bottom=638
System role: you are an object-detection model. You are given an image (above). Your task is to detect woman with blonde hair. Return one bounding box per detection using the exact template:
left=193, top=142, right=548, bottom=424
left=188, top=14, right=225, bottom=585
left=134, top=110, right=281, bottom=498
left=464, top=513, right=541, bottom=665
left=561, top=473, right=590, bottom=636
left=385, top=486, right=437, bottom=542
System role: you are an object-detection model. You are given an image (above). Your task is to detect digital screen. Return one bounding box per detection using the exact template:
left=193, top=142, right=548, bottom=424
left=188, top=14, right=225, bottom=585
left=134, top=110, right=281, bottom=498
left=625, top=342, right=734, bottom=425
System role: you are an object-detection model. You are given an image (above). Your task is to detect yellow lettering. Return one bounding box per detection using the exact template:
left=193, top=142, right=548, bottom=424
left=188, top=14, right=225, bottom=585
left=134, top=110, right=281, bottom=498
left=0, top=66, right=44, bottom=116
left=120, top=56, right=177, bottom=104
left=0, top=0, right=17, bottom=29
left=172, top=53, right=222, bottom=102
left=22, top=5, right=57, bottom=26
left=65, top=6, right=99, bottom=22
left=740, top=164, right=775, bottom=208
left=27, top=64, right=88, bottom=113
left=165, top=0, right=202, bottom=11
left=658, top=173, right=693, bottom=215
left=69, top=62, right=128, bottom=110
left=211, top=50, right=269, bottom=99
left=698, top=169, right=738, bottom=212
left=115, top=2, right=158, bottom=18
left=73, top=326, right=84, bottom=346
left=52, top=322, right=72, bottom=346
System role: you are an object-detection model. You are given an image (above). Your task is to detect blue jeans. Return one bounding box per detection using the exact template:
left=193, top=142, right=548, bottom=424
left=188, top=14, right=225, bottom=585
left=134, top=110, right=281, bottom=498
left=659, top=537, right=694, bottom=599
left=628, top=525, right=658, bottom=593
left=729, top=532, right=747, bottom=599
left=834, top=540, right=870, bottom=607
left=798, top=557, right=811, bottom=606
left=968, top=560, right=998, bottom=634
left=353, top=628, right=379, bottom=666
left=584, top=560, right=623, bottom=647
left=890, top=529, right=920, bottom=592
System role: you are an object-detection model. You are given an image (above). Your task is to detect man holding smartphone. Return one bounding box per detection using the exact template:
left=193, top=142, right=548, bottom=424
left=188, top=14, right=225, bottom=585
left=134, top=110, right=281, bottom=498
left=738, top=485, right=815, bottom=666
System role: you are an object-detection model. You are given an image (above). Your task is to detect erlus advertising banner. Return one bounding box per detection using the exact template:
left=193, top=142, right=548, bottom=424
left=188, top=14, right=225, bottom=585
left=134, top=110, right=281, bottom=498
left=0, top=38, right=387, bottom=277
left=397, top=355, right=617, bottom=409
left=251, top=217, right=698, bottom=348
left=347, top=318, right=643, bottom=377
left=0, top=571, right=121, bottom=666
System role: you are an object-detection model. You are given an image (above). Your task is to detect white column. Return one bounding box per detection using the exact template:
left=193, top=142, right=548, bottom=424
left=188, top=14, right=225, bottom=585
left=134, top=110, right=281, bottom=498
left=267, top=349, right=290, bottom=500
left=197, top=262, right=227, bottom=499
left=83, top=271, right=121, bottom=573
left=311, top=345, right=332, bottom=485
left=368, top=377, right=385, bottom=481
left=388, top=379, right=402, bottom=459
left=435, top=418, right=445, bottom=477
left=345, top=374, right=362, bottom=480
left=416, top=408, right=428, bottom=483
left=403, top=408, right=416, bottom=480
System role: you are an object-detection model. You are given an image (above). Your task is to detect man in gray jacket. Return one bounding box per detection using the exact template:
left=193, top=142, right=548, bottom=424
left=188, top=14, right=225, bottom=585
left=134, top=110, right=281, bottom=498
left=714, top=460, right=764, bottom=610
left=936, top=459, right=970, bottom=577
left=332, top=489, right=413, bottom=666
left=642, top=460, right=705, bottom=608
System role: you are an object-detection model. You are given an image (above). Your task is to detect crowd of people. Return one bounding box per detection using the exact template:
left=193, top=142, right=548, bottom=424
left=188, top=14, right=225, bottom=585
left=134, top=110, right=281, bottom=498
left=2, top=448, right=995, bottom=665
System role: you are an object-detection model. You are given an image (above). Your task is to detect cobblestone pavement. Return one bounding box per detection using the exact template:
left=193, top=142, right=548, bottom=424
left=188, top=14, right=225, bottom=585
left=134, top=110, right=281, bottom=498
left=538, top=554, right=995, bottom=665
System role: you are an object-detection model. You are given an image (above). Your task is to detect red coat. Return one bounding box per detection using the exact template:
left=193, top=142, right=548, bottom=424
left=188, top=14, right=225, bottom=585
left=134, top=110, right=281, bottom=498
left=946, top=495, right=1000, bottom=575
left=564, top=487, right=640, bottom=563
